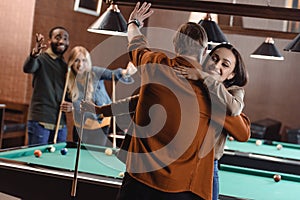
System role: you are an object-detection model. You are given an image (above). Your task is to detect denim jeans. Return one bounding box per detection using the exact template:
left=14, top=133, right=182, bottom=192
left=213, top=159, right=219, bottom=200
left=27, top=120, right=67, bottom=145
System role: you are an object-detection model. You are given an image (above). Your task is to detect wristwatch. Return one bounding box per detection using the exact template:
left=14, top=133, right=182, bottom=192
left=127, top=19, right=141, bottom=28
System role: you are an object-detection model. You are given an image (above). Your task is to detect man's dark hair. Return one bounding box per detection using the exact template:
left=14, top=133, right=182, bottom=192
left=49, top=26, right=69, bottom=38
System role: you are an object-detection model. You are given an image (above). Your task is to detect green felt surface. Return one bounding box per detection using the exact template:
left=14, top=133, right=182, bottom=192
left=0, top=143, right=126, bottom=179
left=224, top=138, right=300, bottom=160
left=1, top=142, right=300, bottom=200
left=219, top=164, right=300, bottom=200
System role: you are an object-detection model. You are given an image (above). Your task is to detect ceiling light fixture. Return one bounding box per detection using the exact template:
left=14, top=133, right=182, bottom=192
left=198, top=13, right=228, bottom=45
left=87, top=2, right=127, bottom=36
left=250, top=37, right=284, bottom=60
left=284, top=33, right=300, bottom=52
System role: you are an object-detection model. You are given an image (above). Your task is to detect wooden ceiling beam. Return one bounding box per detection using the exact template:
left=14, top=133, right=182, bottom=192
left=220, top=25, right=298, bottom=40
left=114, top=0, right=300, bottom=22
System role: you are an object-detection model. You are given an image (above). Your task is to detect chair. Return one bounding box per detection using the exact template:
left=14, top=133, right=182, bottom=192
left=250, top=118, right=282, bottom=141
left=0, top=101, right=29, bottom=148
left=286, top=129, right=300, bottom=144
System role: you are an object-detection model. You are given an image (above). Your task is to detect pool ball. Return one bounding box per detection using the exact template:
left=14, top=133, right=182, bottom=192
left=60, top=148, right=68, bottom=155
left=276, top=144, right=283, bottom=150
left=34, top=150, right=42, bottom=158
left=228, top=136, right=234, bottom=141
left=119, top=172, right=125, bottom=178
left=273, top=174, right=281, bottom=182
left=47, top=145, right=56, bottom=153
left=105, top=148, right=113, bottom=156
left=255, top=140, right=262, bottom=146
left=50, top=146, right=56, bottom=152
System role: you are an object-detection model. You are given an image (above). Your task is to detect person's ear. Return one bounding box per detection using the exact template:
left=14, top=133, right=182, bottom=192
left=227, top=72, right=235, bottom=80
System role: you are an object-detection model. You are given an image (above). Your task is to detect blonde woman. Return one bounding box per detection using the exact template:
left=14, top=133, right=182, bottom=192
left=67, top=46, right=136, bottom=146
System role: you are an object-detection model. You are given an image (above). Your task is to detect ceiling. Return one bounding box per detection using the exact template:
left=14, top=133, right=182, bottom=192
left=113, top=0, right=300, bottom=39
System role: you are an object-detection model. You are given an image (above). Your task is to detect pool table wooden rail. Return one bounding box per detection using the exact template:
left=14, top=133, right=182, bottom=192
left=220, top=139, right=300, bottom=175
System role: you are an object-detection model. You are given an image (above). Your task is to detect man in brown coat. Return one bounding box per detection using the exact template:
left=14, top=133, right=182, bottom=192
left=82, top=2, right=250, bottom=200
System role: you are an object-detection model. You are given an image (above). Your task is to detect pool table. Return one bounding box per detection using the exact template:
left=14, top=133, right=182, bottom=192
left=220, top=138, right=300, bottom=175
left=219, top=164, right=300, bottom=200
left=0, top=142, right=124, bottom=200
left=0, top=142, right=300, bottom=200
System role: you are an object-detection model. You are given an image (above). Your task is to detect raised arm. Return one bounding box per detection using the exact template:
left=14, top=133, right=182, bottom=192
left=127, top=2, right=153, bottom=42
left=23, top=33, right=47, bottom=73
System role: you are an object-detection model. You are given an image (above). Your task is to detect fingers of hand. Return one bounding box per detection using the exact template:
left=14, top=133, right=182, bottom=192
left=174, top=66, right=186, bottom=71
left=138, top=2, right=152, bottom=17
left=36, top=33, right=44, bottom=43
left=139, top=2, right=148, bottom=12
left=133, top=2, right=140, bottom=12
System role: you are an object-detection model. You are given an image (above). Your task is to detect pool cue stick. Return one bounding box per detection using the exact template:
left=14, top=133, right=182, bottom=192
left=71, top=72, right=90, bottom=198
left=112, top=73, right=117, bottom=149
left=54, top=66, right=71, bottom=144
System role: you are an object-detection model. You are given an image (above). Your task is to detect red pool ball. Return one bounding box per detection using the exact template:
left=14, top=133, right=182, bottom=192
left=273, top=174, right=281, bottom=182
left=34, top=150, right=42, bottom=158
left=60, top=148, right=68, bottom=155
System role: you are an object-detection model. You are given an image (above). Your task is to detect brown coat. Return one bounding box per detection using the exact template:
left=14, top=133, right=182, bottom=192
left=125, top=35, right=251, bottom=200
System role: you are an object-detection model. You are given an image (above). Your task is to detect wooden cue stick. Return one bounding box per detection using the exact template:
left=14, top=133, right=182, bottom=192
left=112, top=73, right=117, bottom=149
left=53, top=66, right=71, bottom=144
left=71, top=72, right=90, bottom=197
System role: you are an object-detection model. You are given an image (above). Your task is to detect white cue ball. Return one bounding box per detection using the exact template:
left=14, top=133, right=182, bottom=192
left=119, top=172, right=125, bottom=178
left=105, top=148, right=113, bottom=156
left=276, top=144, right=283, bottom=150
left=47, top=145, right=56, bottom=152
left=50, top=146, right=56, bottom=152
left=255, top=140, right=262, bottom=146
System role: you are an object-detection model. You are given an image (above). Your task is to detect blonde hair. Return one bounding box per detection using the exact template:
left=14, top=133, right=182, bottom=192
left=67, top=46, right=94, bottom=101
left=173, top=22, right=208, bottom=58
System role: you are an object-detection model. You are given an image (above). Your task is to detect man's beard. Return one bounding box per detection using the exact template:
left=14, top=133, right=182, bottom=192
left=51, top=43, right=68, bottom=56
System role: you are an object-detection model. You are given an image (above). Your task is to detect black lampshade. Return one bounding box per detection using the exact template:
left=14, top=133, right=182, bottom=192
left=198, top=18, right=228, bottom=45
left=284, top=33, right=300, bottom=52
left=250, top=38, right=284, bottom=60
left=87, top=4, right=127, bottom=36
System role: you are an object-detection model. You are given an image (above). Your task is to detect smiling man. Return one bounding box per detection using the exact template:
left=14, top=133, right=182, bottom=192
left=23, top=26, right=72, bottom=145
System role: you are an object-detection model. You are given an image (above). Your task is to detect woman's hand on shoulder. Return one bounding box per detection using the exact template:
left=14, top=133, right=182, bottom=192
left=173, top=65, right=203, bottom=81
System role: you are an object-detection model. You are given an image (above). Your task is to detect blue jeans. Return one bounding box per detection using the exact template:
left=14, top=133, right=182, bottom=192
left=27, top=121, right=67, bottom=145
left=213, top=160, right=219, bottom=200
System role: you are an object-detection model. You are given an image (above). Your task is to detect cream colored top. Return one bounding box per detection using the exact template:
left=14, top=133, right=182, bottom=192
left=201, top=73, right=245, bottom=160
